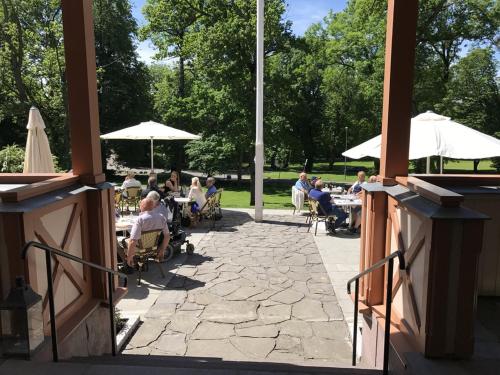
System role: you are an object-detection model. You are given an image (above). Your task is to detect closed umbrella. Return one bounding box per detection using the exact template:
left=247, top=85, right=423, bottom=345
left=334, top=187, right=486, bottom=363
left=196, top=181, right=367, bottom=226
left=23, top=107, right=55, bottom=173
left=100, top=121, right=200, bottom=171
left=343, top=111, right=500, bottom=172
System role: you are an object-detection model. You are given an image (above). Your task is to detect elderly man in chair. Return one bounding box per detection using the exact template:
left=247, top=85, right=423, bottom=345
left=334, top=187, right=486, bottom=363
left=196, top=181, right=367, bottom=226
left=117, top=197, right=170, bottom=273
left=308, top=179, right=349, bottom=234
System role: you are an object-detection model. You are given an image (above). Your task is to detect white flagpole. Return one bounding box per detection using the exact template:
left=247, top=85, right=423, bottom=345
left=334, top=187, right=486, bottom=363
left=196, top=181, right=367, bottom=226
left=255, top=0, right=264, bottom=222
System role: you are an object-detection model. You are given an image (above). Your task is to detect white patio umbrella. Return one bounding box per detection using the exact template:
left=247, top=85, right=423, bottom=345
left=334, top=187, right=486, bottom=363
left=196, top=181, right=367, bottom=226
left=100, top=121, right=200, bottom=171
left=23, top=107, right=55, bottom=173
left=342, top=111, right=500, bottom=173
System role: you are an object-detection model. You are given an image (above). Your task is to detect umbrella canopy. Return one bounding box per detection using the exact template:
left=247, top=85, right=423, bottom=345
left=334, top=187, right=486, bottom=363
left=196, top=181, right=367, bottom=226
left=23, top=107, right=55, bottom=173
left=100, top=121, right=200, bottom=171
left=343, top=111, right=500, bottom=160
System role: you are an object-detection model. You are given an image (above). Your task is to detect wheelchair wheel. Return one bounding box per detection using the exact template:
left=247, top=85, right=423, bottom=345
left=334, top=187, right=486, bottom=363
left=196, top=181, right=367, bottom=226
left=186, top=243, right=195, bottom=255
left=164, top=244, right=175, bottom=262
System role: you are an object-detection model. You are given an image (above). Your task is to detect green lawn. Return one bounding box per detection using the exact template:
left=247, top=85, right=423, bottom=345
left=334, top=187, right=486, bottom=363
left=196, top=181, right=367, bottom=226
left=220, top=184, right=294, bottom=209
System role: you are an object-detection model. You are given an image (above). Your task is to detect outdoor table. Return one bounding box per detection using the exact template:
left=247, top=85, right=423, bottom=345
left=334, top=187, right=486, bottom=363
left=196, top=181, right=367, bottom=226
left=174, top=197, right=192, bottom=219
left=322, top=187, right=344, bottom=194
left=331, top=194, right=362, bottom=227
left=115, top=215, right=135, bottom=236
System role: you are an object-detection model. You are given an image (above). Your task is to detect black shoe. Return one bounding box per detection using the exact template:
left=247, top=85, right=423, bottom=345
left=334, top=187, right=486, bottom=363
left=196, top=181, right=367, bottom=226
left=348, top=227, right=358, bottom=234
left=340, top=222, right=349, bottom=228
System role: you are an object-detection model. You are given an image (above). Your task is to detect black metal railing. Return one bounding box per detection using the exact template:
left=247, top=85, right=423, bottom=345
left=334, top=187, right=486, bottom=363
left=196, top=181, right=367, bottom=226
left=347, top=250, right=405, bottom=375
left=21, top=241, right=128, bottom=362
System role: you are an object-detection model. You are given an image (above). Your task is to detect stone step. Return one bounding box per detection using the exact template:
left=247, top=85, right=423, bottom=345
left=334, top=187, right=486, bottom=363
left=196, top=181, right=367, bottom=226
left=0, top=356, right=382, bottom=375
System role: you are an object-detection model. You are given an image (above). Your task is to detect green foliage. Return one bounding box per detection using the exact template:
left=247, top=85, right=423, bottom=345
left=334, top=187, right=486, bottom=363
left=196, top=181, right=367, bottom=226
left=185, top=135, right=236, bottom=176
left=0, top=144, right=25, bottom=173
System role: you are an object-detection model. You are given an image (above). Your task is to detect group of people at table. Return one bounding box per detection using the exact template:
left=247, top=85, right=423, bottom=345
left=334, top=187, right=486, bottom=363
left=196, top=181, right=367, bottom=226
left=295, top=171, right=376, bottom=234
left=116, top=171, right=217, bottom=273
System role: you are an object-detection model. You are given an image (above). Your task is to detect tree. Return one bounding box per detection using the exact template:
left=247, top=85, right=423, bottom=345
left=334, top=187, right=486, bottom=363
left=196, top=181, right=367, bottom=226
left=94, top=0, right=153, bottom=169
left=437, top=48, right=500, bottom=136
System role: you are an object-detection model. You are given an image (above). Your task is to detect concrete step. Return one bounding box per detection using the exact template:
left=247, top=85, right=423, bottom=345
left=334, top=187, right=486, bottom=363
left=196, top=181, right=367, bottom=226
left=0, top=355, right=381, bottom=375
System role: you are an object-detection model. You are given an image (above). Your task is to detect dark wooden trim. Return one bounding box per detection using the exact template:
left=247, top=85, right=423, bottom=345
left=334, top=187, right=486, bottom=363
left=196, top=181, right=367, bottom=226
left=0, top=174, right=80, bottom=202
left=414, top=174, right=500, bottom=187
left=403, top=177, right=464, bottom=207
left=0, top=173, right=63, bottom=183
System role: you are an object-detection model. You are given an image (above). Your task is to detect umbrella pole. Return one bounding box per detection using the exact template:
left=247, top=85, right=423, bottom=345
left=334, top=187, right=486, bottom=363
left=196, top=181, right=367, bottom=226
left=439, top=156, right=443, bottom=174
left=426, top=157, right=431, bottom=174
left=150, top=137, right=154, bottom=172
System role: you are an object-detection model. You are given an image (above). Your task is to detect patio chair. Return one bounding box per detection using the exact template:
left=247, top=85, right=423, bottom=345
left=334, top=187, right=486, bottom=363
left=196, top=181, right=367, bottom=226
left=123, top=186, right=142, bottom=212
left=307, top=198, right=337, bottom=236
left=199, top=188, right=223, bottom=229
left=114, top=190, right=122, bottom=213
left=292, top=186, right=305, bottom=215
left=133, top=229, right=167, bottom=285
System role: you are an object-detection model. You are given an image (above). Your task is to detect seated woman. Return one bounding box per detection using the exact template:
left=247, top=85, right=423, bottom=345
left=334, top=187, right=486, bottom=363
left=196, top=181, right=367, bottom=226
left=120, top=171, right=141, bottom=197
left=188, top=177, right=207, bottom=214
left=163, top=170, right=181, bottom=195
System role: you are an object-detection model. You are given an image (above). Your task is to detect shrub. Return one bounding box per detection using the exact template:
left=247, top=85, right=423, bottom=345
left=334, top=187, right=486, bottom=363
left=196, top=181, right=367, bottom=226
left=0, top=145, right=25, bottom=173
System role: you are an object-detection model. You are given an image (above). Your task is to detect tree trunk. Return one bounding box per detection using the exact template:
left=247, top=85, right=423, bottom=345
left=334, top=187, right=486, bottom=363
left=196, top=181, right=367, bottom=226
left=237, top=148, right=243, bottom=183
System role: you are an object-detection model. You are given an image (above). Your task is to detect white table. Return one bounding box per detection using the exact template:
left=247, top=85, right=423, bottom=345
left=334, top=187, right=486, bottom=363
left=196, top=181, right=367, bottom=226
left=115, top=216, right=135, bottom=233
left=331, top=194, right=362, bottom=227
left=174, top=197, right=192, bottom=219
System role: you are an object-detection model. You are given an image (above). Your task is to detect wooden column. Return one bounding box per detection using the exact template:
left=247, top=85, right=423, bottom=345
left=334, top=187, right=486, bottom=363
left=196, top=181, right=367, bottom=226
left=61, top=0, right=105, bottom=185
left=379, top=0, right=419, bottom=180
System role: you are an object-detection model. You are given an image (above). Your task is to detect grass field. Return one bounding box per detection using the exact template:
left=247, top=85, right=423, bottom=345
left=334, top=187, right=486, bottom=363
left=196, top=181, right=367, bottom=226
left=109, top=159, right=497, bottom=210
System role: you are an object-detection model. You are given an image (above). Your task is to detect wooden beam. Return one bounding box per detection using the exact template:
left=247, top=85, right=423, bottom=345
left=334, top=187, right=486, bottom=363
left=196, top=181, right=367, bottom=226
left=379, top=0, right=419, bottom=178
left=404, top=176, right=464, bottom=207
left=61, top=0, right=105, bottom=185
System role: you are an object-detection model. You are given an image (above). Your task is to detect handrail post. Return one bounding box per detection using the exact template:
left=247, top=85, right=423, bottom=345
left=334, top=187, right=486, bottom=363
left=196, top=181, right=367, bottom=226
left=45, top=250, right=58, bottom=362
left=107, top=272, right=117, bottom=356
left=383, top=257, right=395, bottom=375
left=352, top=278, right=359, bottom=366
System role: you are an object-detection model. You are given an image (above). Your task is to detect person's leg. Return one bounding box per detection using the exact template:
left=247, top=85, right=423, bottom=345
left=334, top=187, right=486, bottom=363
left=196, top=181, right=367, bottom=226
left=332, top=205, right=348, bottom=228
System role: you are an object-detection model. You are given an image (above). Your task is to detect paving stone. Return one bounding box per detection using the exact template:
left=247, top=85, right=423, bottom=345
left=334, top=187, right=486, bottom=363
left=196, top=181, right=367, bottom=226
left=323, top=302, right=344, bottom=321
left=247, top=289, right=278, bottom=301
left=178, top=302, right=204, bottom=311
left=279, top=320, right=313, bottom=338
left=226, top=286, right=264, bottom=301
left=191, top=292, right=223, bottom=305
left=306, top=254, right=323, bottom=264
left=209, top=281, right=241, bottom=297
left=168, top=314, right=200, bottom=334
left=307, top=282, right=334, bottom=295
left=219, top=264, right=244, bottom=273
left=275, top=334, right=301, bottom=351
left=302, top=337, right=352, bottom=361
left=156, top=290, right=187, bottom=304
left=292, top=299, right=329, bottom=322
left=186, top=339, right=246, bottom=360
left=176, top=267, right=198, bottom=277
left=270, top=289, right=305, bottom=304
left=235, top=325, right=279, bottom=338
left=201, top=301, right=258, bottom=324
left=311, top=321, right=349, bottom=340
left=143, top=302, right=177, bottom=319
left=258, top=304, right=292, bottom=324
left=126, top=319, right=169, bottom=348
left=229, top=337, right=276, bottom=358
left=267, top=350, right=304, bottom=363
left=191, top=322, right=235, bottom=340
left=122, top=346, right=152, bottom=355
left=153, top=331, right=187, bottom=355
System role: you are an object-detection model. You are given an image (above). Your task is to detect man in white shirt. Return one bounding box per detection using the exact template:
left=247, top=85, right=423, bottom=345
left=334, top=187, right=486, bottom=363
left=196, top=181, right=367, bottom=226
left=120, top=171, right=142, bottom=197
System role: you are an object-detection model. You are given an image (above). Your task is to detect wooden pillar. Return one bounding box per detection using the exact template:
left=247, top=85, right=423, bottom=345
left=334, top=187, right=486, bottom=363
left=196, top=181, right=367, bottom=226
left=61, top=0, right=105, bottom=185
left=379, top=0, right=419, bottom=180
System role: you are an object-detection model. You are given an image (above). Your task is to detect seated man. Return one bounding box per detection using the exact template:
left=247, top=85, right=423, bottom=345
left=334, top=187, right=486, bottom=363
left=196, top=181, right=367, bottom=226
left=205, top=177, right=217, bottom=199
left=141, top=176, right=165, bottom=199
left=121, top=171, right=141, bottom=192
left=295, top=172, right=312, bottom=195
left=308, top=179, right=348, bottom=232
left=348, top=171, right=366, bottom=195
left=147, top=190, right=170, bottom=221
left=118, top=198, right=170, bottom=270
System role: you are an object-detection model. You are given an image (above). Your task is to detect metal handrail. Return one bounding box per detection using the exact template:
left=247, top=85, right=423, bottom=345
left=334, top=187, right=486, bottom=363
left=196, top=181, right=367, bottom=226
left=21, top=241, right=128, bottom=362
left=346, top=250, right=405, bottom=375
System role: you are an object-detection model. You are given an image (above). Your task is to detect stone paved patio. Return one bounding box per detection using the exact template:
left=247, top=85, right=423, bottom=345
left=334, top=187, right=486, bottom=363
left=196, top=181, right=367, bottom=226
left=123, top=211, right=352, bottom=365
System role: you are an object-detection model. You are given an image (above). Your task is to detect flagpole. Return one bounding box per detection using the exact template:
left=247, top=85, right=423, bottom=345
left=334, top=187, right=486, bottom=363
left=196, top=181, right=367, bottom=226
left=150, top=137, right=154, bottom=172
left=255, top=0, right=264, bottom=222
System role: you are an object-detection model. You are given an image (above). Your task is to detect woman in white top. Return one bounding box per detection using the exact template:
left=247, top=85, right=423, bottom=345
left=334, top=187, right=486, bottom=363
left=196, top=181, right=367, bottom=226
left=188, top=177, right=206, bottom=211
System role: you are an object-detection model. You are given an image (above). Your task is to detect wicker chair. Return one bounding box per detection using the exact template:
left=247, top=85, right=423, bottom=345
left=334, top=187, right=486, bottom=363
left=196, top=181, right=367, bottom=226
left=307, top=198, right=336, bottom=236
left=123, top=186, right=142, bottom=212
left=199, top=188, right=223, bottom=229
left=114, top=190, right=122, bottom=213
left=133, top=229, right=167, bottom=285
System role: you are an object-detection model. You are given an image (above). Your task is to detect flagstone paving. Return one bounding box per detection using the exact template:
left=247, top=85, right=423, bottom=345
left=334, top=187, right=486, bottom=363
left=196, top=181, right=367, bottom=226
left=123, top=211, right=352, bottom=365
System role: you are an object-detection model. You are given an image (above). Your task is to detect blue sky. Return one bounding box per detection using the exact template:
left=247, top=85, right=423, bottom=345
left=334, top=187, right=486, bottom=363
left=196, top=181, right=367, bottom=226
left=130, top=0, right=348, bottom=63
